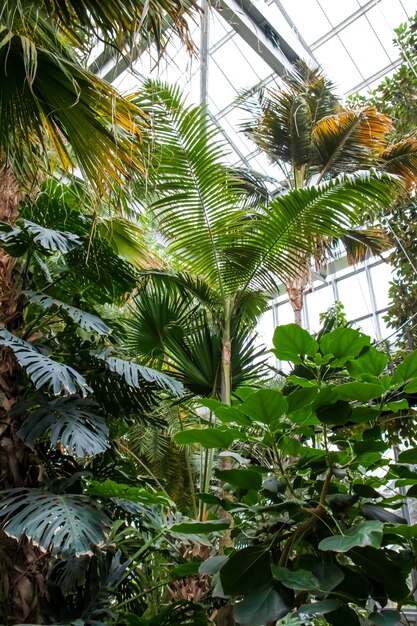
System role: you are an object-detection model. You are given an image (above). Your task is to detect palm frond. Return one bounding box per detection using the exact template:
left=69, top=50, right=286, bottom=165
left=133, top=81, right=245, bottom=292
left=223, top=170, right=401, bottom=294
left=341, top=228, right=392, bottom=265
left=41, top=0, right=200, bottom=54
left=0, top=4, right=145, bottom=192
left=97, top=217, right=163, bottom=270
left=17, top=397, right=109, bottom=458
left=123, top=284, right=196, bottom=366
left=0, top=488, right=110, bottom=555
left=312, top=107, right=392, bottom=180
left=379, top=136, right=417, bottom=190
left=22, top=291, right=111, bottom=335
left=0, top=329, right=91, bottom=396
left=242, top=88, right=315, bottom=172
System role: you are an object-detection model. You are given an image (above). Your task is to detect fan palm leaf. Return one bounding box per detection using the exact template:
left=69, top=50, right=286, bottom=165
left=0, top=3, right=145, bottom=192
left=42, top=0, right=200, bottom=54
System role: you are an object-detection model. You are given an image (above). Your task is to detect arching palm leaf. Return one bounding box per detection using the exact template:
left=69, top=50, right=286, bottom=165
left=312, top=107, right=392, bottom=181
left=0, top=488, right=110, bottom=555
left=379, top=136, right=417, bottom=191
left=42, top=0, right=200, bottom=54
left=0, top=329, right=91, bottom=396
left=0, top=3, right=145, bottom=191
left=222, top=171, right=401, bottom=294
left=134, top=82, right=244, bottom=293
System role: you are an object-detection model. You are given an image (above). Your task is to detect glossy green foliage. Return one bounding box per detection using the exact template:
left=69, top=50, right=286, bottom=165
left=178, top=325, right=417, bottom=625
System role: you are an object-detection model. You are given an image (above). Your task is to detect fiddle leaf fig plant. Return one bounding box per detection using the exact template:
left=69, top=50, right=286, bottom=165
left=178, top=324, right=417, bottom=626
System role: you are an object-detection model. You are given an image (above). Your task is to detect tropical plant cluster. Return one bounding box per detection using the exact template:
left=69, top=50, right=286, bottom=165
left=1, top=2, right=417, bottom=626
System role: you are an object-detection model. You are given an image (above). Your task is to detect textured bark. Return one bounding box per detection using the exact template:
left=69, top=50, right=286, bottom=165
left=0, top=165, right=46, bottom=624
left=285, top=275, right=304, bottom=327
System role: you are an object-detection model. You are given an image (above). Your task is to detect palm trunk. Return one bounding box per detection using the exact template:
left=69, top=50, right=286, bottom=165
left=285, top=275, right=304, bottom=327
left=0, top=165, right=47, bottom=625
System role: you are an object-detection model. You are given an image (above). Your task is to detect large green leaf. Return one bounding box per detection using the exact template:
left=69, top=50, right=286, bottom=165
left=318, top=521, right=383, bottom=552
left=0, top=329, right=91, bottom=396
left=397, top=447, right=417, bottom=464
left=215, top=469, right=262, bottom=491
left=0, top=488, right=110, bottom=555
left=271, top=566, right=319, bottom=590
left=174, top=427, right=240, bottom=449
left=320, top=327, right=370, bottom=366
left=22, top=291, right=110, bottom=335
left=95, top=352, right=183, bottom=396
left=220, top=546, right=271, bottom=595
left=17, top=397, right=109, bottom=458
left=272, top=323, right=318, bottom=363
left=346, top=345, right=388, bottom=379
left=234, top=582, right=290, bottom=626
left=170, top=520, right=230, bottom=534
left=392, top=350, right=417, bottom=386
left=311, top=562, right=344, bottom=592
left=239, top=388, right=288, bottom=424
left=368, top=611, right=402, bottom=626
left=337, top=382, right=384, bottom=402
left=298, top=600, right=342, bottom=615
left=0, top=219, right=81, bottom=255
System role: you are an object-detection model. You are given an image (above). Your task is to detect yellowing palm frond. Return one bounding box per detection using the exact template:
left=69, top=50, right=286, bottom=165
left=379, top=137, right=417, bottom=192
left=0, top=4, right=146, bottom=193
left=312, top=107, right=392, bottom=181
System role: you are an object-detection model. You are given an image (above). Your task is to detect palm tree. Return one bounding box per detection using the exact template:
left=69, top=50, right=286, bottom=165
left=241, top=62, right=417, bottom=324
left=132, top=81, right=402, bottom=406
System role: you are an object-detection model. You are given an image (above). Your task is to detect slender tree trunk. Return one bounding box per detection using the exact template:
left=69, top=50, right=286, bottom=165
left=285, top=275, right=304, bottom=327
left=0, top=165, right=47, bottom=625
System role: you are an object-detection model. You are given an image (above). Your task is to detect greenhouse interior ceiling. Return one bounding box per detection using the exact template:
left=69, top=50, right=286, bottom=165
left=4, top=1, right=417, bottom=625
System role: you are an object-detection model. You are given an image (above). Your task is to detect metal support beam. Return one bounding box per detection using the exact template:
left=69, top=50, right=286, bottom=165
left=310, top=0, right=383, bottom=51
left=214, top=0, right=313, bottom=77
left=200, top=0, right=210, bottom=105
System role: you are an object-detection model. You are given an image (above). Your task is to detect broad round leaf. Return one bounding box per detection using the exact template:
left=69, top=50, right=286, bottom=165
left=273, top=324, right=318, bottom=364
left=240, top=389, right=288, bottom=424
left=174, top=427, right=240, bottom=448
left=234, top=582, right=290, bottom=626
left=271, top=566, right=319, bottom=590
left=220, top=546, right=271, bottom=595
left=320, top=328, right=370, bottom=366
left=318, top=521, right=383, bottom=552
left=215, top=469, right=262, bottom=491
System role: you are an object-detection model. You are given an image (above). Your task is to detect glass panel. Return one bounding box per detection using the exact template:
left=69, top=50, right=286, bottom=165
left=304, top=284, right=335, bottom=333
left=257, top=308, right=275, bottom=348
left=369, top=261, right=393, bottom=311
left=313, top=38, right=363, bottom=95
left=366, top=5, right=401, bottom=62
left=278, top=0, right=330, bottom=44
left=336, top=270, right=371, bottom=321
left=352, top=316, right=379, bottom=340
left=339, top=18, right=391, bottom=77
left=316, top=0, right=360, bottom=25
left=276, top=301, right=295, bottom=326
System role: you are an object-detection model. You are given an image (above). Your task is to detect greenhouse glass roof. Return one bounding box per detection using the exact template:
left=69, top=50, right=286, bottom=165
left=92, top=0, right=416, bottom=181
